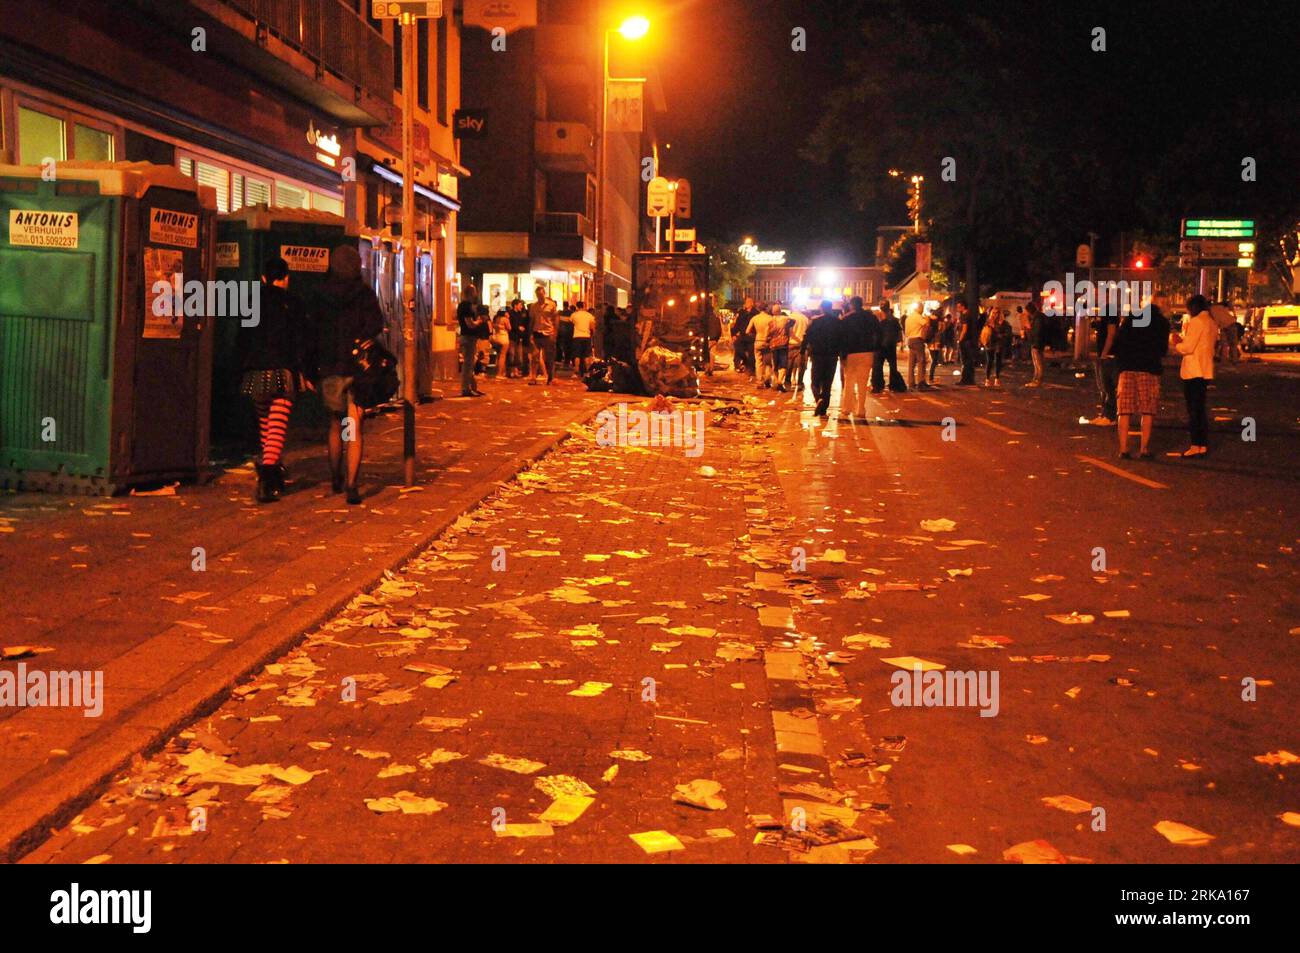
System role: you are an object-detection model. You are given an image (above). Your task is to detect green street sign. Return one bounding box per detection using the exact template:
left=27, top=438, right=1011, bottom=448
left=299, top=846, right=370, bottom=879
left=1182, top=218, right=1255, bottom=239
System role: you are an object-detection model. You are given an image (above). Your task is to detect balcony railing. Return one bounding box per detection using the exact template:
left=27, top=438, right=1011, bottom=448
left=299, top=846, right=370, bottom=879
left=220, top=0, right=393, bottom=99
left=535, top=212, right=593, bottom=239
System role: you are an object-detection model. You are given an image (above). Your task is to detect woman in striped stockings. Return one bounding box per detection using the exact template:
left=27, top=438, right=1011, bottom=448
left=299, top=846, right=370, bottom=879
left=238, top=257, right=313, bottom=503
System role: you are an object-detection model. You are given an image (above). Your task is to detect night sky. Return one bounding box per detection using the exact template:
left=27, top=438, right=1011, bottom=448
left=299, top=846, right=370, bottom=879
left=648, top=0, right=1299, bottom=267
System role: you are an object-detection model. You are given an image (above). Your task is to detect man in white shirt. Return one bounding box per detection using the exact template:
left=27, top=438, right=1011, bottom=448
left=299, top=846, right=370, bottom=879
left=1170, top=294, right=1218, bottom=458
left=569, top=301, right=596, bottom=377
left=904, top=308, right=931, bottom=390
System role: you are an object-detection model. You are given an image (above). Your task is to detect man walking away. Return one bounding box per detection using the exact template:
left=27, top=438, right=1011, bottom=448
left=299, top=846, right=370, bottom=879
left=872, top=301, right=906, bottom=393
left=1113, top=300, right=1170, bottom=458
left=956, top=301, right=978, bottom=384
left=750, top=304, right=775, bottom=388
left=570, top=300, right=596, bottom=378
left=457, top=286, right=487, bottom=397
left=1024, top=300, right=1047, bottom=387
left=905, top=306, right=930, bottom=390
left=731, top=297, right=758, bottom=375
left=788, top=307, right=810, bottom=397
left=1170, top=295, right=1217, bottom=457
left=804, top=299, right=842, bottom=418
left=1091, top=307, right=1120, bottom=425
left=839, top=296, right=880, bottom=420
left=768, top=306, right=792, bottom=392
left=1210, top=301, right=1239, bottom=364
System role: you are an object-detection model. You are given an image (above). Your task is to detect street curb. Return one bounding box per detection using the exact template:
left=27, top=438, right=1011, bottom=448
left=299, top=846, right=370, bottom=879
left=1, top=397, right=616, bottom=863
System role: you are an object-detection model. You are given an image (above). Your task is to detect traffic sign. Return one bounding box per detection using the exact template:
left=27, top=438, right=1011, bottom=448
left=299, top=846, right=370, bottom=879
left=667, top=228, right=695, bottom=243
left=1182, top=218, right=1254, bottom=239
left=647, top=177, right=672, bottom=218
left=371, top=1, right=442, bottom=18
left=673, top=178, right=692, bottom=218
left=1179, top=238, right=1255, bottom=268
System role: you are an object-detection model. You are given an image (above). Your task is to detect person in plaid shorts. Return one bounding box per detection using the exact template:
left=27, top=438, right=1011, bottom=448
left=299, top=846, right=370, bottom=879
left=1112, top=301, right=1171, bottom=459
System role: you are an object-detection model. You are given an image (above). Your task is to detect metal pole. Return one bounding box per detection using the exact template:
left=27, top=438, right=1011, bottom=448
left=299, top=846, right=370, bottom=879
left=401, top=13, right=417, bottom=487
left=595, top=30, right=609, bottom=312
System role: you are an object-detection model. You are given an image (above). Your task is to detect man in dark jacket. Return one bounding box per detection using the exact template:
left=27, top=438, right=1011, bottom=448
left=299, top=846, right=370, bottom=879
left=731, top=297, right=759, bottom=375
left=803, top=299, right=843, bottom=418
left=315, top=244, right=385, bottom=505
left=871, top=300, right=906, bottom=394
left=456, top=286, right=486, bottom=397
left=838, top=296, right=880, bottom=419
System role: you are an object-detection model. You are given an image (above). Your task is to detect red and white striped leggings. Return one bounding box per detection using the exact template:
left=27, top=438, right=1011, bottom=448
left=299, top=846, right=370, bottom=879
left=255, top=397, right=293, bottom=466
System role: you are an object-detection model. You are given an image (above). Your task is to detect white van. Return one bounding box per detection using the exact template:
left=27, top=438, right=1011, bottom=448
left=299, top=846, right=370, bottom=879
left=1260, top=306, right=1300, bottom=350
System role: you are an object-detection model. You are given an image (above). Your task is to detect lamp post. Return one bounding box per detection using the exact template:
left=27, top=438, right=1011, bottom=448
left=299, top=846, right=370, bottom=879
left=888, top=169, right=924, bottom=234
left=595, top=15, right=649, bottom=311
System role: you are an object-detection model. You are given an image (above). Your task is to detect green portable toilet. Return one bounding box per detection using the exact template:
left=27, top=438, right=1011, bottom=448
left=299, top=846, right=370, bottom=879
left=212, top=205, right=349, bottom=447
left=0, top=161, right=217, bottom=494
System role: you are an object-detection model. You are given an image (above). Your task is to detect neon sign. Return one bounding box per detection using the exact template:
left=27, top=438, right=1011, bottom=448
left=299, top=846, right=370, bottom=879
left=739, top=241, right=786, bottom=265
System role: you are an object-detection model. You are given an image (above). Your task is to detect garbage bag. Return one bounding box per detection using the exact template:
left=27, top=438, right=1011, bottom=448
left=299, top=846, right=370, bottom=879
left=638, top=345, right=699, bottom=398
left=583, top=360, right=614, bottom=392
left=584, top=358, right=645, bottom=395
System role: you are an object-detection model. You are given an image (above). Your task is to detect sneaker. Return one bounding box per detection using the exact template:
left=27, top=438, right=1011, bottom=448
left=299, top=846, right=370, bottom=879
left=1088, top=416, right=1115, bottom=426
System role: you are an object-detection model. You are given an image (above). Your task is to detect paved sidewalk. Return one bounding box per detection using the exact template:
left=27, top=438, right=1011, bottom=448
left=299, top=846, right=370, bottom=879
left=0, top=377, right=614, bottom=860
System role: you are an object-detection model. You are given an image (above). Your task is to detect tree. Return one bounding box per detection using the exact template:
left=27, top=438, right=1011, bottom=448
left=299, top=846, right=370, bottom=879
left=803, top=1, right=1125, bottom=308
left=705, top=237, right=755, bottom=307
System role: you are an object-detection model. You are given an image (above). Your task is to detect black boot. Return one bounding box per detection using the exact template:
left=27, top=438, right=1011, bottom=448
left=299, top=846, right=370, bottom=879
left=255, top=465, right=276, bottom=503
left=272, top=464, right=286, bottom=498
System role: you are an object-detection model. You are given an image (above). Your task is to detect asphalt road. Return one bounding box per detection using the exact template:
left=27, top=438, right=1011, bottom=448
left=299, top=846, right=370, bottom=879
left=764, top=350, right=1300, bottom=861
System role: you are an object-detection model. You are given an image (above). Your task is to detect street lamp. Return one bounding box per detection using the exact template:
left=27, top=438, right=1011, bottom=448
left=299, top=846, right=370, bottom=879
left=888, top=169, right=924, bottom=234
left=596, top=15, right=650, bottom=311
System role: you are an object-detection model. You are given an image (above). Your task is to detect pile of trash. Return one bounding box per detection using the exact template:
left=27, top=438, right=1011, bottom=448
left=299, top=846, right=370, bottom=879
left=637, top=345, right=699, bottom=398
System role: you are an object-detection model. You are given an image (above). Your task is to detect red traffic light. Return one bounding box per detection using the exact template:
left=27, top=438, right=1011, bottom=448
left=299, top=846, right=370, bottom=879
left=1133, top=258, right=1146, bottom=269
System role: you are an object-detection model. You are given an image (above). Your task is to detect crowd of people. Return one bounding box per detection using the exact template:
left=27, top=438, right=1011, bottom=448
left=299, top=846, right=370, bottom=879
left=728, top=292, right=1223, bottom=459
left=455, top=284, right=639, bottom=395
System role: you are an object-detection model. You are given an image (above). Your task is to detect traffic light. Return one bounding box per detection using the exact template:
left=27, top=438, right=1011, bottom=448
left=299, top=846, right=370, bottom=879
left=1133, top=257, right=1146, bottom=269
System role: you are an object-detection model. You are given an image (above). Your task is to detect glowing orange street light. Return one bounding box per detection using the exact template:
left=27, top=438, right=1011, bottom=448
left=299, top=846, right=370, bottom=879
left=618, top=15, right=651, bottom=40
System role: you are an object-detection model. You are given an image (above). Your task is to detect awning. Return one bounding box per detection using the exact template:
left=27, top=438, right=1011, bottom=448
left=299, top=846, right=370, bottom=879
left=365, top=156, right=461, bottom=213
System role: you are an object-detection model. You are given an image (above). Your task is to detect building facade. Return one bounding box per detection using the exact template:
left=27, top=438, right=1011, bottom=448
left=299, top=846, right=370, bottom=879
left=743, top=264, right=887, bottom=310
left=456, top=0, right=665, bottom=313
left=1, top=0, right=464, bottom=376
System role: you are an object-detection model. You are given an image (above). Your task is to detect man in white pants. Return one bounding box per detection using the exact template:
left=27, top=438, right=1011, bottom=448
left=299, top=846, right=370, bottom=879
left=838, top=297, right=879, bottom=420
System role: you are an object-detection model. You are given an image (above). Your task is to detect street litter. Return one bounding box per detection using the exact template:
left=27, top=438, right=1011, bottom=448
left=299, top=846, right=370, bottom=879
left=1153, top=820, right=1215, bottom=846
left=1047, top=612, right=1095, bottom=625
left=538, top=795, right=594, bottom=826
left=881, top=656, right=946, bottom=672
left=479, top=753, right=546, bottom=774
left=1003, top=839, right=1067, bottom=864
left=1253, top=750, right=1298, bottom=766
left=1041, top=795, right=1093, bottom=814
left=610, top=749, right=652, bottom=762
left=920, top=518, right=956, bottom=532
left=568, top=681, right=613, bottom=697
left=673, top=779, right=727, bottom=810
left=630, top=830, right=685, bottom=854
left=364, top=791, right=447, bottom=815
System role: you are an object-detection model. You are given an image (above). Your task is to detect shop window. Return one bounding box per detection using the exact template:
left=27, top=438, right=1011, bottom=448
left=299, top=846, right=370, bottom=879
left=313, top=192, right=344, bottom=216
left=18, top=107, right=65, bottom=165
left=418, top=20, right=429, bottom=109
left=245, top=177, right=271, bottom=207
left=195, top=160, right=230, bottom=213
left=275, top=180, right=310, bottom=209
left=73, top=124, right=114, bottom=162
